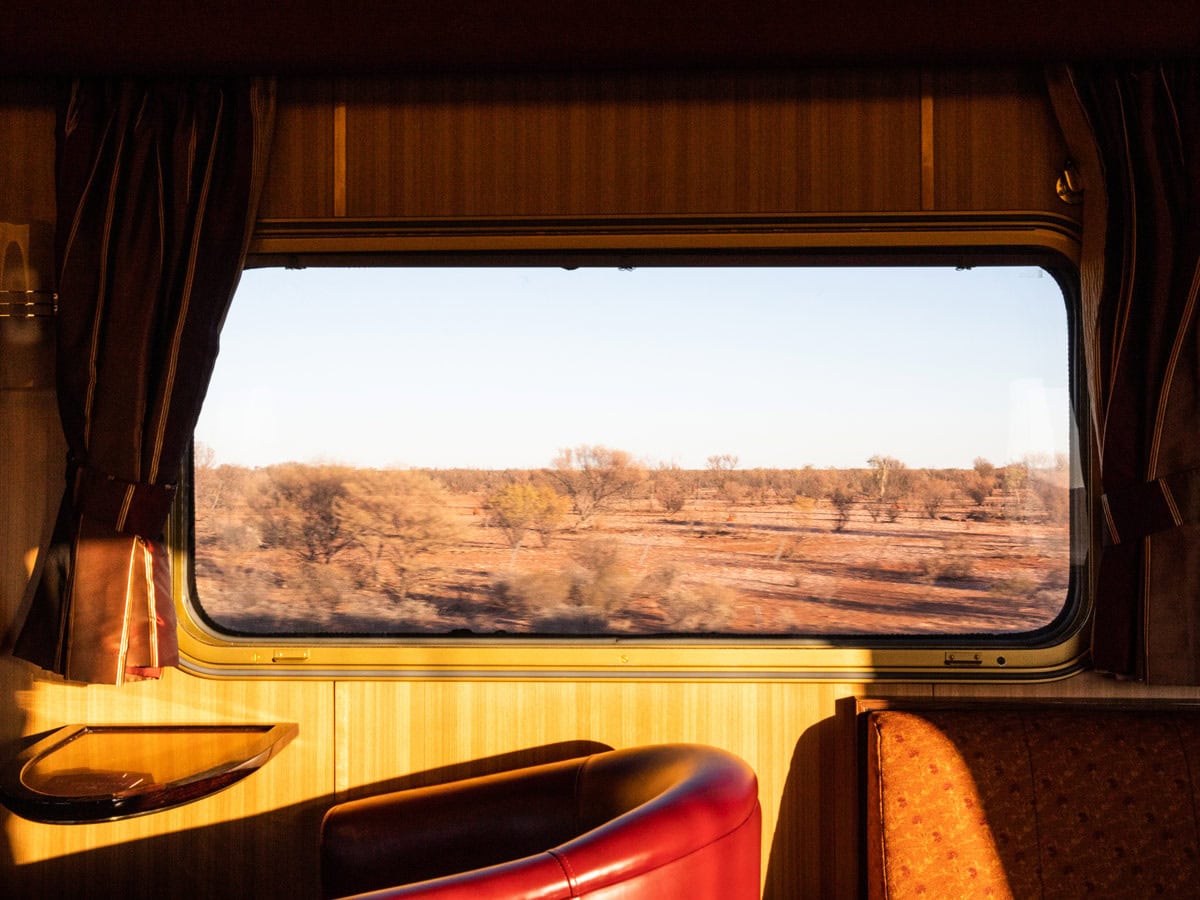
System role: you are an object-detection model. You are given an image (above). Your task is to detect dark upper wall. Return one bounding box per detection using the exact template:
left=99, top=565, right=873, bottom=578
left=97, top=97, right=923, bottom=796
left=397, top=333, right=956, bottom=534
left=4, top=0, right=1199, bottom=76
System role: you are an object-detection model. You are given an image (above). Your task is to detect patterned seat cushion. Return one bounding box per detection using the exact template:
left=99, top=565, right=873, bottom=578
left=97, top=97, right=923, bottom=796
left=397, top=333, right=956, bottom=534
left=866, top=709, right=1200, bottom=899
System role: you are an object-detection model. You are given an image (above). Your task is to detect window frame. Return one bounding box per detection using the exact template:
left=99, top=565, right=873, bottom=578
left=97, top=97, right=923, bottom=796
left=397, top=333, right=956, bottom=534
left=173, top=212, right=1092, bottom=681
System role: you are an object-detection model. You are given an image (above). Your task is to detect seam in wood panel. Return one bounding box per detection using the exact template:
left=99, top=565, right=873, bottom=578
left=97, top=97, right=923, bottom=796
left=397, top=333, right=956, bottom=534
left=333, top=679, right=347, bottom=799
left=333, top=80, right=347, bottom=218
left=920, top=71, right=935, bottom=211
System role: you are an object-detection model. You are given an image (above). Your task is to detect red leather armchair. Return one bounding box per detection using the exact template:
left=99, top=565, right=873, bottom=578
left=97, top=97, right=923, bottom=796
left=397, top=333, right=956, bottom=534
left=320, top=743, right=761, bottom=899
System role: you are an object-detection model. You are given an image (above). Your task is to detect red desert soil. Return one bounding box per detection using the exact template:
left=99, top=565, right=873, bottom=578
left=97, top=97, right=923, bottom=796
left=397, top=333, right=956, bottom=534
left=194, top=490, right=1069, bottom=637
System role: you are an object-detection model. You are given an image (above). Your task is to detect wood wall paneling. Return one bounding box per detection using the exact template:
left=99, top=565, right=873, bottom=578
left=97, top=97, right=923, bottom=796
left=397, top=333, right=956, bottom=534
left=4, top=672, right=336, bottom=899
left=340, top=71, right=927, bottom=220
left=932, top=68, right=1073, bottom=213
left=0, top=82, right=56, bottom=228
left=257, top=79, right=338, bottom=222
left=264, top=67, right=1081, bottom=226
left=334, top=679, right=935, bottom=899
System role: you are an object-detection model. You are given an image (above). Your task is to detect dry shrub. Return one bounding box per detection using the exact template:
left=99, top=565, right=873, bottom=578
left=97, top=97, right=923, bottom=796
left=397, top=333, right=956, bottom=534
left=566, top=539, right=636, bottom=614
left=774, top=537, right=803, bottom=561
left=659, top=582, right=738, bottom=631
left=492, top=569, right=612, bottom=633
left=492, top=571, right=573, bottom=617
left=1032, top=479, right=1070, bottom=524
left=635, top=564, right=681, bottom=597
left=528, top=604, right=610, bottom=633
left=918, top=539, right=976, bottom=583
left=491, top=539, right=637, bottom=632
left=989, top=574, right=1037, bottom=598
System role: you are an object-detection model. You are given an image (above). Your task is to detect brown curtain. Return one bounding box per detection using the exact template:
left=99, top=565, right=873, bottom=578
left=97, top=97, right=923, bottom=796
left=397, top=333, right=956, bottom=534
left=1054, top=63, right=1200, bottom=683
left=12, top=79, right=275, bottom=685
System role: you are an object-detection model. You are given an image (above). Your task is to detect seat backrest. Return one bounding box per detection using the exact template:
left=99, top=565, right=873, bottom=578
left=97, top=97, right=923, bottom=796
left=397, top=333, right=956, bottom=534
left=320, top=743, right=761, bottom=899
left=865, top=706, right=1200, bottom=899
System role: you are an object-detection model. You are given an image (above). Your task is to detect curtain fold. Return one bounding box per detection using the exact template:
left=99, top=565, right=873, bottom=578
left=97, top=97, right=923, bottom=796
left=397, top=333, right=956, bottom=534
left=1056, top=63, right=1200, bottom=683
left=12, top=78, right=275, bottom=685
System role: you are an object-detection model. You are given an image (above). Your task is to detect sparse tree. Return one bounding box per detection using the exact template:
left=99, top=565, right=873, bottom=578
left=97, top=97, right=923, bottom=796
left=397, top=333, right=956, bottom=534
left=706, top=454, right=738, bottom=484
left=973, top=457, right=997, bottom=481
left=963, top=458, right=997, bottom=507
left=256, top=464, right=359, bottom=564
left=1030, top=475, right=1070, bottom=523
left=995, top=461, right=1027, bottom=519
left=339, top=469, right=462, bottom=601
left=549, top=445, right=645, bottom=526
left=827, top=472, right=860, bottom=532
left=1025, top=454, right=1070, bottom=524
left=652, top=464, right=692, bottom=515
left=830, top=488, right=857, bottom=532
left=865, top=455, right=910, bottom=522
left=793, top=466, right=828, bottom=500
left=253, top=465, right=460, bottom=603
left=487, top=482, right=570, bottom=557
left=915, top=473, right=955, bottom=519
left=706, top=453, right=743, bottom=506
left=193, top=442, right=234, bottom=515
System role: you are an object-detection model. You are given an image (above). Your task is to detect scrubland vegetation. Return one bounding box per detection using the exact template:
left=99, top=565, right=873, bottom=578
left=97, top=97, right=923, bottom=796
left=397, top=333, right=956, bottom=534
left=192, top=444, right=1072, bottom=636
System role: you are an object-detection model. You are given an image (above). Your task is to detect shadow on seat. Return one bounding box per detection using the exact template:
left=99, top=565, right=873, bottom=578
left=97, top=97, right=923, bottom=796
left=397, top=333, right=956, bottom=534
left=320, top=743, right=761, bottom=899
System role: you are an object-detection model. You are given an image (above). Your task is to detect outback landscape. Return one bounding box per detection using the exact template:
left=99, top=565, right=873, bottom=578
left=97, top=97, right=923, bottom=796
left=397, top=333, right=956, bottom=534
left=191, top=444, right=1072, bottom=637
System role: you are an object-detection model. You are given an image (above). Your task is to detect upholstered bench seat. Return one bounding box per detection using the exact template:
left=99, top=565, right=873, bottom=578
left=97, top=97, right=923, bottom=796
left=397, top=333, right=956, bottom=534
left=862, top=704, right=1200, bottom=899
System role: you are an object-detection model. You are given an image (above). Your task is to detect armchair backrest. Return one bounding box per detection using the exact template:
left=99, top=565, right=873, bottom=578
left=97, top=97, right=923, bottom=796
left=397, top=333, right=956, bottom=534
left=320, top=743, right=761, bottom=899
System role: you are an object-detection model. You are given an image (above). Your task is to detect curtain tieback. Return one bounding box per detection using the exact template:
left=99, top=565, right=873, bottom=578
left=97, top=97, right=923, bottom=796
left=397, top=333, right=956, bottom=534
left=72, top=462, right=178, bottom=537
left=122, top=535, right=163, bottom=680
left=1101, top=466, right=1200, bottom=546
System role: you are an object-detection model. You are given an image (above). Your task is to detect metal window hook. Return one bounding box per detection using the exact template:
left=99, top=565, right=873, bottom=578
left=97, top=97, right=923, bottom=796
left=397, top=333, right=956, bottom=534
left=1056, top=161, right=1084, bottom=205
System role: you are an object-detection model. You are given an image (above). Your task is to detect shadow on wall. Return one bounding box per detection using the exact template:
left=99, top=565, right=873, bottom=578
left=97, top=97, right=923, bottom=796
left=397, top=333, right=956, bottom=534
left=1, top=740, right=612, bottom=900
left=763, top=717, right=839, bottom=900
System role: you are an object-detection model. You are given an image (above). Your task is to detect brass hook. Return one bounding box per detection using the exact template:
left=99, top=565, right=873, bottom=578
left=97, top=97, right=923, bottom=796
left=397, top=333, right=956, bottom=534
left=1056, top=161, right=1083, bottom=205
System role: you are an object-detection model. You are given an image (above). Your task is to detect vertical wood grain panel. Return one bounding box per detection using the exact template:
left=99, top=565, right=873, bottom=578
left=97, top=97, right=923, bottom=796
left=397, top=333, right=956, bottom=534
left=0, top=81, right=56, bottom=228
left=262, top=67, right=1078, bottom=226
left=6, top=672, right=336, bottom=900
left=333, top=82, right=347, bottom=217
left=932, top=67, right=1076, bottom=215
left=343, top=70, right=926, bottom=219
left=335, top=679, right=933, bottom=898
left=258, top=79, right=337, bottom=220
left=803, top=70, right=923, bottom=212
left=920, top=72, right=935, bottom=210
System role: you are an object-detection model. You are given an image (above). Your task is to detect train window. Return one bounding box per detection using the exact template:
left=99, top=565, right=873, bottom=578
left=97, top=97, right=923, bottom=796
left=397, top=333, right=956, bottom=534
left=183, top=262, right=1082, bottom=667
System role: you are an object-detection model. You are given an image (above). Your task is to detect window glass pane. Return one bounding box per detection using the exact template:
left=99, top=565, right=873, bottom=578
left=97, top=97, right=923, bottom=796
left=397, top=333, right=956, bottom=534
left=191, top=266, right=1074, bottom=637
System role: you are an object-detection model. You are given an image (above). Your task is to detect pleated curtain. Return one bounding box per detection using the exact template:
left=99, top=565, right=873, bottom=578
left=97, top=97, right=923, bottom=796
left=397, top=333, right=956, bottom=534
left=1054, top=63, right=1200, bottom=683
left=13, top=79, right=274, bottom=685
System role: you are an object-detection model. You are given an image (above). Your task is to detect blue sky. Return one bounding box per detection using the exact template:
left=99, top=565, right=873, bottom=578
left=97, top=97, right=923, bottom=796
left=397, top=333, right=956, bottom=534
left=195, top=265, right=1071, bottom=471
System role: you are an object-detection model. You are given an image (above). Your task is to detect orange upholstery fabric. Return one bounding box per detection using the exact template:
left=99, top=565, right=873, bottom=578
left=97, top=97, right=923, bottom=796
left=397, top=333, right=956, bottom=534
left=320, top=743, right=761, bottom=900
left=866, top=708, right=1200, bottom=899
